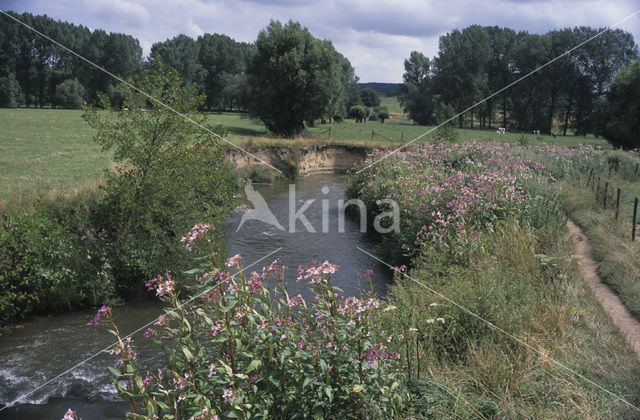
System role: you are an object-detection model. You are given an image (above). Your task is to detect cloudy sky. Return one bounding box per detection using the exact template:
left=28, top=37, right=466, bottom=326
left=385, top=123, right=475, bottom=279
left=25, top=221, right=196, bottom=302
left=2, top=0, right=639, bottom=82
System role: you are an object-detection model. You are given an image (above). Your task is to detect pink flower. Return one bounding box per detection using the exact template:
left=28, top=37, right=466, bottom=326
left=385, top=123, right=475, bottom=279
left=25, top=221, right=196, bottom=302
left=87, top=305, right=111, bottom=326
left=222, top=388, right=234, bottom=402
left=225, top=254, right=241, bottom=268
left=146, top=273, right=174, bottom=297
left=181, top=224, right=210, bottom=251
left=62, top=409, right=77, bottom=420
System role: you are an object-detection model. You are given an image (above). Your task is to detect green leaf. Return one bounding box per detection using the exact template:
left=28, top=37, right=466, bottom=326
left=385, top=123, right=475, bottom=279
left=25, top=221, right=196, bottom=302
left=108, top=366, right=123, bottom=377
left=246, top=359, right=261, bottom=373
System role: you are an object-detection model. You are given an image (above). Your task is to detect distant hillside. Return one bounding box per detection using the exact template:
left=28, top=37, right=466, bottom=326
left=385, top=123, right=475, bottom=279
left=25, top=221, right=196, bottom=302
left=358, top=82, right=402, bottom=95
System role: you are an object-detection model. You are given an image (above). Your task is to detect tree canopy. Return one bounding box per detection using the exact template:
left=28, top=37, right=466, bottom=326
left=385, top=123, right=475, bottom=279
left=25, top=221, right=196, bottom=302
left=244, top=20, right=351, bottom=137
left=400, top=25, right=638, bottom=138
left=603, top=59, right=640, bottom=149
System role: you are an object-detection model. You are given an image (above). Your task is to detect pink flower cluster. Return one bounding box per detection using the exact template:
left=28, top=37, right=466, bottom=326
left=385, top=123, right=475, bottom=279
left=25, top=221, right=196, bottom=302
left=146, top=273, right=174, bottom=296
left=181, top=223, right=210, bottom=251
left=87, top=305, right=111, bottom=326
left=349, top=141, right=555, bottom=253
left=296, top=261, right=339, bottom=284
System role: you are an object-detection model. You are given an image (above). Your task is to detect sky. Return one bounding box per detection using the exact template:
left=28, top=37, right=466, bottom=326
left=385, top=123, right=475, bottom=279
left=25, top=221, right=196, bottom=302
left=2, top=0, right=639, bottom=82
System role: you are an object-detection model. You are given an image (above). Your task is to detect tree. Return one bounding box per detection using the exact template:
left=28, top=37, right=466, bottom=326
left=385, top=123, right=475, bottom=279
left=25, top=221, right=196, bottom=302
left=197, top=33, right=249, bottom=111
left=604, top=59, right=640, bottom=149
left=360, top=87, right=380, bottom=108
left=150, top=34, right=205, bottom=89
left=0, top=73, right=22, bottom=107
left=433, top=26, right=491, bottom=128
left=55, top=78, right=85, bottom=109
left=83, top=62, right=236, bottom=292
left=349, top=105, right=368, bottom=123
left=399, top=51, right=435, bottom=125
left=377, top=107, right=390, bottom=123
left=244, top=20, right=345, bottom=137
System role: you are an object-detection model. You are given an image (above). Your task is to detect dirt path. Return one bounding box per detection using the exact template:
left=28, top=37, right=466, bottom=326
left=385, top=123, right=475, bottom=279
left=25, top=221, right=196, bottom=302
left=567, top=219, right=640, bottom=359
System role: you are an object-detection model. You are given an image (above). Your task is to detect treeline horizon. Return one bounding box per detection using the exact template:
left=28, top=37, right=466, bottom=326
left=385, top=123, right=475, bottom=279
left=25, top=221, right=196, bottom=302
left=399, top=25, right=638, bottom=136
left=0, top=11, right=638, bottom=138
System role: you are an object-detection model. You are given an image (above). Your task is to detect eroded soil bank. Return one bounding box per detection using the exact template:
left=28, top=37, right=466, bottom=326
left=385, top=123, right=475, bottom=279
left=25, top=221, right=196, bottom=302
left=227, top=144, right=369, bottom=175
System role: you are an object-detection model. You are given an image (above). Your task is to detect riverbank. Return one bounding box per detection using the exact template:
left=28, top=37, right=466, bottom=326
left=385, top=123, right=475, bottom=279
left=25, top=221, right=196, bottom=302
left=345, top=142, right=640, bottom=417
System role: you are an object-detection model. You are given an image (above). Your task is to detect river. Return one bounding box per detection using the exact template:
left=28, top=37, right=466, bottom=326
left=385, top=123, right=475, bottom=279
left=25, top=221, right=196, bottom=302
left=0, top=173, right=392, bottom=419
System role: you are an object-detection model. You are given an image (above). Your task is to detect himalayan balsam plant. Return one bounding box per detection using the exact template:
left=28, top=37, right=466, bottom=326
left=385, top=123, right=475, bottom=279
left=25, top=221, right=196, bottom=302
left=87, top=224, right=408, bottom=419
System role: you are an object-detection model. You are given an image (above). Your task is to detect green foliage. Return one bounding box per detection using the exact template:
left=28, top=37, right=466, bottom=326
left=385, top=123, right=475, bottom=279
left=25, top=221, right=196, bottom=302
left=377, top=106, right=390, bottom=123
left=0, top=202, right=114, bottom=326
left=244, top=20, right=347, bottom=137
left=399, top=51, right=436, bottom=125
left=83, top=61, right=236, bottom=293
left=604, top=59, right=640, bottom=149
left=360, top=87, right=380, bottom=108
left=436, top=121, right=459, bottom=142
left=98, top=244, right=408, bottom=418
left=0, top=74, right=22, bottom=108
left=349, top=105, right=368, bottom=123
left=55, top=79, right=85, bottom=109
left=242, top=165, right=272, bottom=184
left=401, top=25, right=638, bottom=135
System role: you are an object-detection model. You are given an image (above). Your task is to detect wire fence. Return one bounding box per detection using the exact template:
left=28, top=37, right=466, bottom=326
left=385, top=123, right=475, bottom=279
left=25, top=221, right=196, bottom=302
left=585, top=164, right=640, bottom=241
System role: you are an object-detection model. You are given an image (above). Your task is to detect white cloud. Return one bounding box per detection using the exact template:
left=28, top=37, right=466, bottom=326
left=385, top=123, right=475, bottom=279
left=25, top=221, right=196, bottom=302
left=6, top=0, right=640, bottom=82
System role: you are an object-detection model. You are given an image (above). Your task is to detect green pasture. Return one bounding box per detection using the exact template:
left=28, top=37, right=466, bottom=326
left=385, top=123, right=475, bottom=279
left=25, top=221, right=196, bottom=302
left=0, top=107, right=607, bottom=199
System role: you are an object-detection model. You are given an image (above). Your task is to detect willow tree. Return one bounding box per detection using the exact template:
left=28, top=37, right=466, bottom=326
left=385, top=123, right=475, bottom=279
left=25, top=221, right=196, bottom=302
left=244, top=20, right=345, bottom=137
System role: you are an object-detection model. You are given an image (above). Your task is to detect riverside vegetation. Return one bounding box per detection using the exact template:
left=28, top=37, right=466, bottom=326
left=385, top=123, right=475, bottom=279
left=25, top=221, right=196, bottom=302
left=75, top=140, right=640, bottom=418
left=0, top=63, right=237, bottom=327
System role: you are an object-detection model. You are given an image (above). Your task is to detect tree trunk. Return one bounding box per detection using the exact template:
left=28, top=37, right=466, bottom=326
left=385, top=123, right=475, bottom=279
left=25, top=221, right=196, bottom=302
left=502, top=91, right=507, bottom=129
left=562, top=97, right=572, bottom=136
left=548, top=92, right=556, bottom=134
left=488, top=98, right=492, bottom=128
left=470, top=109, right=474, bottom=128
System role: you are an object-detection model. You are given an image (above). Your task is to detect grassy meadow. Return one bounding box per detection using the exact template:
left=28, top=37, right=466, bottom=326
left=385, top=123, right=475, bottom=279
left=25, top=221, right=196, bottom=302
left=3, top=105, right=640, bottom=417
left=0, top=101, right=608, bottom=201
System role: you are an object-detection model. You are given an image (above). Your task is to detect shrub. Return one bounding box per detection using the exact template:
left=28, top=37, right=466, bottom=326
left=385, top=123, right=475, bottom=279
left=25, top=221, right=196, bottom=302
left=0, top=205, right=114, bottom=326
left=377, top=107, right=390, bottom=123
left=349, top=105, right=368, bottom=123
left=0, top=74, right=22, bottom=108
left=55, top=79, right=85, bottom=109
left=92, top=227, right=408, bottom=418
left=84, top=62, right=236, bottom=294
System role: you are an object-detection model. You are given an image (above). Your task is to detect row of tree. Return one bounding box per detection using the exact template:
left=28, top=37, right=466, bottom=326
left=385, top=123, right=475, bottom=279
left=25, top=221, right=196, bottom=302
left=0, top=12, right=143, bottom=108
left=399, top=25, right=638, bottom=136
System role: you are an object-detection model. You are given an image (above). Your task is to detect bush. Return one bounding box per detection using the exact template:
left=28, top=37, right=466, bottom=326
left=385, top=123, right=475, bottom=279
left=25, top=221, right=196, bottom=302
left=0, top=74, right=22, bottom=108
left=349, top=105, right=368, bottom=123
left=84, top=62, right=236, bottom=294
left=93, top=230, right=408, bottom=418
left=55, top=79, right=85, bottom=109
left=377, top=107, right=390, bottom=123
left=0, top=205, right=114, bottom=326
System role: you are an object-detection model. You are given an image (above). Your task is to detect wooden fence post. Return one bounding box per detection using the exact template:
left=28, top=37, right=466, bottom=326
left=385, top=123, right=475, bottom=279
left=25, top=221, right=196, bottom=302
left=587, top=168, right=594, bottom=186
left=401, top=131, right=404, bottom=142
left=616, top=187, right=621, bottom=220
left=633, top=197, right=638, bottom=241
left=603, top=181, right=608, bottom=206
left=371, top=130, right=374, bottom=141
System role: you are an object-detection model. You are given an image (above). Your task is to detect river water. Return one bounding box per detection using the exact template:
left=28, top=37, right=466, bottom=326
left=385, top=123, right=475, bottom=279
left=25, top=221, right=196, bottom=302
left=0, top=173, right=392, bottom=419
